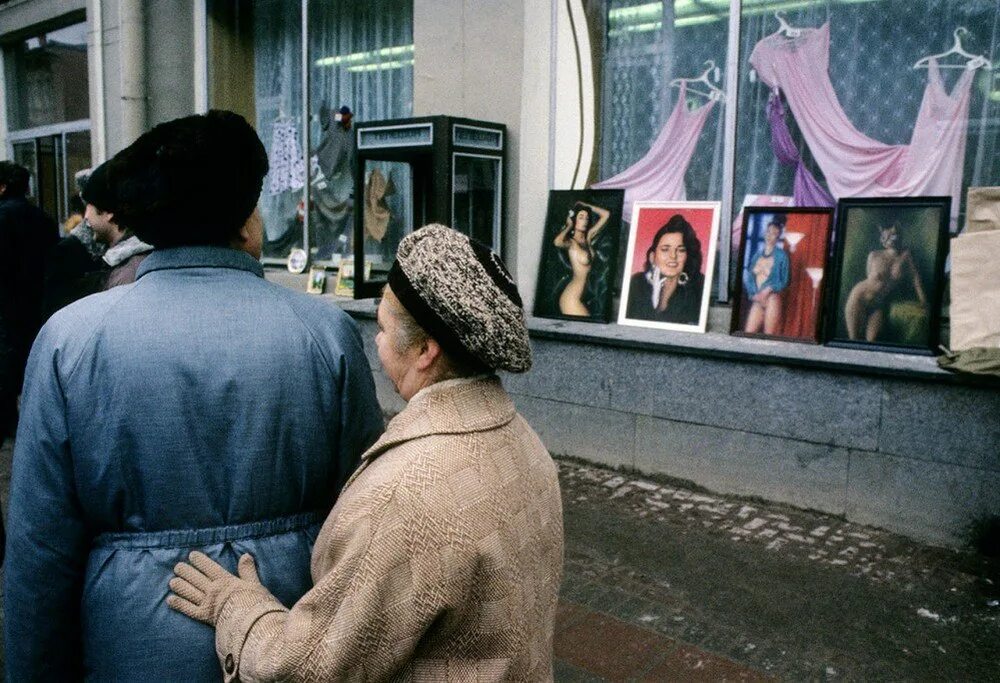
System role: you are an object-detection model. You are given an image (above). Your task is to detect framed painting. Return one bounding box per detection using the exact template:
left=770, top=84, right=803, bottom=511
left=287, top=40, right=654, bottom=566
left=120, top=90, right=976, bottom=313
left=826, top=197, right=950, bottom=354
left=618, top=201, right=720, bottom=333
left=731, top=207, right=835, bottom=343
left=532, top=189, right=625, bottom=323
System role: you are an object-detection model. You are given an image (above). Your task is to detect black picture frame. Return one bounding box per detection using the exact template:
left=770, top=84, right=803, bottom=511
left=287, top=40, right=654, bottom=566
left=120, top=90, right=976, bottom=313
left=533, top=189, right=625, bottom=323
left=825, top=196, right=951, bottom=355
left=730, top=207, right=835, bottom=344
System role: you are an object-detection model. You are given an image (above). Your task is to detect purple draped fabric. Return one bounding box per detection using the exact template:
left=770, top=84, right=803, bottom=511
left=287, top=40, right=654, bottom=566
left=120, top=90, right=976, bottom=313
left=766, top=93, right=835, bottom=207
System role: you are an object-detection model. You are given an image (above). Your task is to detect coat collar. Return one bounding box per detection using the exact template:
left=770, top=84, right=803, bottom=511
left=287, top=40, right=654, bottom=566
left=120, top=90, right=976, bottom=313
left=136, top=246, right=264, bottom=280
left=347, top=376, right=515, bottom=486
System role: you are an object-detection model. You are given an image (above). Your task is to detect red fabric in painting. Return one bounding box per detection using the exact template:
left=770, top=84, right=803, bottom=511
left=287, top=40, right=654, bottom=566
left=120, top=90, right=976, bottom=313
left=778, top=213, right=830, bottom=339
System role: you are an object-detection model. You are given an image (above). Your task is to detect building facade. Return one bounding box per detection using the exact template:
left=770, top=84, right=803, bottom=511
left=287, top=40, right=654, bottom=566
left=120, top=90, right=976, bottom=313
left=2, top=0, right=998, bottom=546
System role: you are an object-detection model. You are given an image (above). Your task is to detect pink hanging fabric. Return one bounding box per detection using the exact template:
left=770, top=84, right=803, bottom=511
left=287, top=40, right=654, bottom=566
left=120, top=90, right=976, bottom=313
left=750, top=23, right=974, bottom=225
left=592, top=82, right=716, bottom=220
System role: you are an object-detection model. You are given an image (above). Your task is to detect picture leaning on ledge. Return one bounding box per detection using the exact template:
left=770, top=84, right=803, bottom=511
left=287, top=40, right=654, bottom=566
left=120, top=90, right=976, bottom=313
left=731, top=207, right=835, bottom=344
left=826, top=196, right=950, bottom=355
left=533, top=189, right=625, bottom=323
left=618, top=201, right=720, bottom=333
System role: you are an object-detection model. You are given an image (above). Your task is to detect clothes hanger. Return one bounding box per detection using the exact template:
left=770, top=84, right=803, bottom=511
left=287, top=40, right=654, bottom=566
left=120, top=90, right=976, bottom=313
left=749, top=13, right=807, bottom=83
left=913, top=27, right=993, bottom=71
left=669, top=60, right=726, bottom=102
left=774, top=11, right=802, bottom=38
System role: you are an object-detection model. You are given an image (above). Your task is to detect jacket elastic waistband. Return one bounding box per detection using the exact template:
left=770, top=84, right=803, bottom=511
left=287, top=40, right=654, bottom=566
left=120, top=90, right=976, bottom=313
left=92, top=511, right=325, bottom=550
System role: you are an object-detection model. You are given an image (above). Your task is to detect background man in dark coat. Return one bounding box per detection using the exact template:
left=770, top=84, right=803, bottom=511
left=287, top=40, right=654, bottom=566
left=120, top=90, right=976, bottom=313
left=0, top=161, right=59, bottom=436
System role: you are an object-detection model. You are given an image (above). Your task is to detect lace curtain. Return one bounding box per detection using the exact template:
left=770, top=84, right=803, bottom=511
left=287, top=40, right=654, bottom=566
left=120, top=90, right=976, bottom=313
left=734, top=0, right=1000, bottom=229
left=249, top=0, right=413, bottom=259
left=599, top=0, right=729, bottom=202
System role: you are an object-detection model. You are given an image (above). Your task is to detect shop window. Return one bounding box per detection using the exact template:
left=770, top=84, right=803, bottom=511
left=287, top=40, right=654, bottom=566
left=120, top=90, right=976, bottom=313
left=733, top=1, right=1000, bottom=236
left=588, top=0, right=1000, bottom=302
left=207, top=0, right=413, bottom=265
left=4, top=18, right=91, bottom=224
left=597, top=0, right=729, bottom=202
left=3, top=21, right=89, bottom=131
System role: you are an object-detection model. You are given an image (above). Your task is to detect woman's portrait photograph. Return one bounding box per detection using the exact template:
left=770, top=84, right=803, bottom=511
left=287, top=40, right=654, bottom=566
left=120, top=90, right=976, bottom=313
left=827, top=197, right=950, bottom=354
left=533, top=189, right=625, bottom=323
left=732, top=208, right=834, bottom=343
left=618, top=201, right=720, bottom=332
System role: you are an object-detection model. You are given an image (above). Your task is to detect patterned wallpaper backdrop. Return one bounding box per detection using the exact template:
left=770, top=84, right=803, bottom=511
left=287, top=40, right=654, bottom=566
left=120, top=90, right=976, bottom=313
left=597, top=0, right=1000, bottom=232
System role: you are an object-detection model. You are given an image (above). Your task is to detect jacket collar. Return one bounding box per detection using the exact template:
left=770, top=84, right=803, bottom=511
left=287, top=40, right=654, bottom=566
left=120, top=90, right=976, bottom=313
left=136, top=246, right=264, bottom=280
left=352, top=375, right=515, bottom=477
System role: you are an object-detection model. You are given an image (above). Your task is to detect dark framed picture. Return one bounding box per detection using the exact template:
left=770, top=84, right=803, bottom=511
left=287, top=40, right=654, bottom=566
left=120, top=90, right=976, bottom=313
left=618, top=201, right=720, bottom=333
left=533, top=189, right=625, bottom=323
left=826, top=197, right=950, bottom=354
left=731, top=207, right=834, bottom=344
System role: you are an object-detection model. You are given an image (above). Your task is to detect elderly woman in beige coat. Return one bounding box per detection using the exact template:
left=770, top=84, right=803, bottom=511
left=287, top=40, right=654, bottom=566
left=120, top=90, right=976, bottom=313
left=167, top=225, right=564, bottom=682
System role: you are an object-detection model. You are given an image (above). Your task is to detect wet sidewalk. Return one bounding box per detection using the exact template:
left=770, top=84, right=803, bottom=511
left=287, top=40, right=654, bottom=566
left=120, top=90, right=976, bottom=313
left=1, top=444, right=997, bottom=680
left=553, top=458, right=1000, bottom=681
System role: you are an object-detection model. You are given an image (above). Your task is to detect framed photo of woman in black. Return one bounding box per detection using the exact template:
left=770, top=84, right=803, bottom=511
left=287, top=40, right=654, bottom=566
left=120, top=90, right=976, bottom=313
left=826, top=197, right=950, bottom=355
left=618, top=201, right=720, bottom=333
left=533, top=189, right=625, bottom=323
left=731, top=207, right=834, bottom=344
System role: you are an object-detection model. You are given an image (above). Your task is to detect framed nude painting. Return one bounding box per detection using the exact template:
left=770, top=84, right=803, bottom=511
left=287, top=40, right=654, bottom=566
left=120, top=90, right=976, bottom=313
left=533, top=189, right=625, bottom=323
left=731, top=207, right=834, bottom=343
left=826, top=197, right=950, bottom=354
left=618, top=201, right=720, bottom=333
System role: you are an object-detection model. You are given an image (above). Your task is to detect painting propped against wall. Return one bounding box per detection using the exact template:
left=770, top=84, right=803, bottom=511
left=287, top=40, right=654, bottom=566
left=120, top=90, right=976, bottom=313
left=731, top=207, right=834, bottom=343
left=826, top=197, right=950, bottom=355
left=618, top=201, right=720, bottom=333
left=533, top=189, right=625, bottom=323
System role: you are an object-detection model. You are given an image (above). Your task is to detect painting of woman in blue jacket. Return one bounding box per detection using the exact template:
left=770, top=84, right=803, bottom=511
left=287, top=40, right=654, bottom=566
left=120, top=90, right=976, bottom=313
left=742, top=218, right=790, bottom=335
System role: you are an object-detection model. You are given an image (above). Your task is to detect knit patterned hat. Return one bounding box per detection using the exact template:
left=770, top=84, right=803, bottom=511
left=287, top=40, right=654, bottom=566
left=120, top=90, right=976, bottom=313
left=388, top=225, right=532, bottom=373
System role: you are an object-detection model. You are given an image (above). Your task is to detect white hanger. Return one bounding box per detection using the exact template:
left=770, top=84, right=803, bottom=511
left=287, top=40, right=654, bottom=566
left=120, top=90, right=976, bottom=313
left=913, top=27, right=992, bottom=71
left=669, top=60, right=726, bottom=102
left=774, top=11, right=802, bottom=39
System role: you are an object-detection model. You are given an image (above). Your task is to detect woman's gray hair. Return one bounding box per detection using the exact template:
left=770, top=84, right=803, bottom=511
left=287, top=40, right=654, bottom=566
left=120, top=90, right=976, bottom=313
left=383, top=286, right=483, bottom=380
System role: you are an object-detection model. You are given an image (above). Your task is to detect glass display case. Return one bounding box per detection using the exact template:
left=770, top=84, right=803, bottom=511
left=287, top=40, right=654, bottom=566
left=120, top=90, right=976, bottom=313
left=352, top=116, right=506, bottom=298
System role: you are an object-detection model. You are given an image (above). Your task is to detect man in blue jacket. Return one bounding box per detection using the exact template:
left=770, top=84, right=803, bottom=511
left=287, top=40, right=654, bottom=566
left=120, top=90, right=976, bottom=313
left=3, top=110, right=384, bottom=680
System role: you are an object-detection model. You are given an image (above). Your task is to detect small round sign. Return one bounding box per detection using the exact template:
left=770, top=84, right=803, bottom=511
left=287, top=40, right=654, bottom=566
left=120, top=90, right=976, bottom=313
left=287, top=248, right=308, bottom=274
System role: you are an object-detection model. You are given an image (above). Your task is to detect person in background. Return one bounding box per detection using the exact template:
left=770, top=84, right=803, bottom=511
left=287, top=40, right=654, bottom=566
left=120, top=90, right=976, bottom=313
left=168, top=225, right=564, bottom=682
left=80, top=161, right=154, bottom=289
left=4, top=110, right=384, bottom=681
left=0, top=161, right=59, bottom=438
left=42, top=169, right=110, bottom=318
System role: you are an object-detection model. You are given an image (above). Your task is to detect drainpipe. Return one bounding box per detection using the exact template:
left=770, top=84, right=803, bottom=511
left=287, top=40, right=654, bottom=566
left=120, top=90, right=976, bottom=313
left=87, top=0, right=107, bottom=162
left=119, top=0, right=146, bottom=147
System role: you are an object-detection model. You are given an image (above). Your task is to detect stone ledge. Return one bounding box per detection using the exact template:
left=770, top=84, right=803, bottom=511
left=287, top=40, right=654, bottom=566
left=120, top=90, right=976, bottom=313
left=265, top=269, right=996, bottom=388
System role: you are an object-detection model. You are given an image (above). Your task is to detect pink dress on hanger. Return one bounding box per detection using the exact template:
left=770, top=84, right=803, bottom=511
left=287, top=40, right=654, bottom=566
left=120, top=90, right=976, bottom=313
left=750, top=23, right=974, bottom=224
left=592, top=81, right=717, bottom=220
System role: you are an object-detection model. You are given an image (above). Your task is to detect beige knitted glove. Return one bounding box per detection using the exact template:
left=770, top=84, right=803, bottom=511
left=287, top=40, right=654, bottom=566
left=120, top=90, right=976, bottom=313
left=167, top=551, right=267, bottom=626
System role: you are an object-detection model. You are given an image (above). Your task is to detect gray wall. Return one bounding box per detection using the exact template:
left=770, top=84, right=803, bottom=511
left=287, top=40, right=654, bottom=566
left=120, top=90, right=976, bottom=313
left=413, top=0, right=525, bottom=272
left=343, top=310, right=1000, bottom=548
left=91, top=0, right=194, bottom=157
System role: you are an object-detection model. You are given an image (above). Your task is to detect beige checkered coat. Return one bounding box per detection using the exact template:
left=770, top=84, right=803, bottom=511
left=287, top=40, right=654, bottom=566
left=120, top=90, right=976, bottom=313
left=215, top=376, right=564, bottom=681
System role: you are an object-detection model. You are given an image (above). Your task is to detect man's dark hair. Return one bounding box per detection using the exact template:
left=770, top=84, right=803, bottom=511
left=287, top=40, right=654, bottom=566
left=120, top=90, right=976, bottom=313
left=109, top=110, right=268, bottom=248
left=80, top=161, right=116, bottom=213
left=0, top=161, right=30, bottom=198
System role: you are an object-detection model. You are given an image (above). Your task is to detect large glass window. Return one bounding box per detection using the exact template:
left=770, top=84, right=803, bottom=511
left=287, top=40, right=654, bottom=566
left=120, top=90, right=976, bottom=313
left=3, top=21, right=89, bottom=131
left=586, top=0, right=1000, bottom=301
left=598, top=0, right=729, bottom=202
left=208, top=0, right=413, bottom=264
left=4, top=19, right=91, bottom=225
left=734, top=1, right=1000, bottom=233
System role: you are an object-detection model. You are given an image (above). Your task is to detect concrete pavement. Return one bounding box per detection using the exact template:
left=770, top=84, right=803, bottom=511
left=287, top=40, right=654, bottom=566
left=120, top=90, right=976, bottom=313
left=1, top=444, right=997, bottom=680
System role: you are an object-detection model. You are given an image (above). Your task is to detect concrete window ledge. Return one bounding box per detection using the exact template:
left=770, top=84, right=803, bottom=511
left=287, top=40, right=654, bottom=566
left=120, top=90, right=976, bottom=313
left=265, top=271, right=994, bottom=387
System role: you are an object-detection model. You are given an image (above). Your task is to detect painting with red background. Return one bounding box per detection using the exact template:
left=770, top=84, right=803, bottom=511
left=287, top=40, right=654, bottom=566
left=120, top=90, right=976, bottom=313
left=630, top=206, right=717, bottom=276
left=736, top=209, right=833, bottom=342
